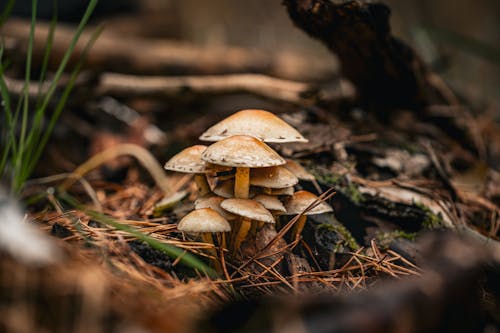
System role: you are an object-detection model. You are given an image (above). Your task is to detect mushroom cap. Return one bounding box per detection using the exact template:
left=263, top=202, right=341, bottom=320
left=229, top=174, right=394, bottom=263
left=284, top=160, right=316, bottom=181
left=284, top=190, right=333, bottom=215
left=250, top=166, right=298, bottom=189
left=221, top=198, right=275, bottom=223
left=164, top=145, right=229, bottom=174
left=195, top=195, right=237, bottom=220
left=253, top=194, right=286, bottom=213
left=201, top=135, right=286, bottom=168
left=177, top=208, right=231, bottom=233
left=213, top=179, right=234, bottom=198
left=199, top=109, right=308, bottom=143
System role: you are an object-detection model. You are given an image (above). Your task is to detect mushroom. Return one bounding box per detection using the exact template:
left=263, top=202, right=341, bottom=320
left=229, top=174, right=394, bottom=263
left=164, top=145, right=229, bottom=196
left=250, top=166, right=298, bottom=193
left=284, top=190, right=333, bottom=240
left=177, top=208, right=231, bottom=272
left=202, top=135, right=285, bottom=199
left=213, top=178, right=235, bottom=199
left=199, top=109, right=308, bottom=143
left=283, top=159, right=322, bottom=193
left=194, top=195, right=237, bottom=221
left=253, top=194, right=286, bottom=214
left=283, top=160, right=315, bottom=181
left=253, top=194, right=287, bottom=231
left=220, top=198, right=274, bottom=251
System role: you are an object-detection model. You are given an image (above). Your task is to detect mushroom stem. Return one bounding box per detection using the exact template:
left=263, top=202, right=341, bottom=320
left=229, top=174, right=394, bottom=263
left=201, top=233, right=222, bottom=274
left=219, top=233, right=227, bottom=250
left=233, top=217, right=251, bottom=252
left=194, top=174, right=211, bottom=196
left=234, top=167, right=250, bottom=199
left=292, top=215, right=308, bottom=240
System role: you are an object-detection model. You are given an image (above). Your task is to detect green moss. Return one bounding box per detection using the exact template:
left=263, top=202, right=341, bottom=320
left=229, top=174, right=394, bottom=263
left=345, top=182, right=365, bottom=204
left=311, top=168, right=365, bottom=204
left=413, top=201, right=444, bottom=229
left=375, top=230, right=417, bottom=249
left=318, top=222, right=360, bottom=251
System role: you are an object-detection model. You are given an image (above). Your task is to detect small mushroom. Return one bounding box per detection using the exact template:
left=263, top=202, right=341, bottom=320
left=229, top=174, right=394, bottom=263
left=253, top=194, right=286, bottom=214
left=284, top=190, right=333, bottom=240
left=283, top=159, right=322, bottom=193
left=220, top=198, right=274, bottom=252
left=164, top=145, right=229, bottom=196
left=213, top=179, right=235, bottom=199
left=195, top=195, right=237, bottom=221
left=253, top=194, right=287, bottom=230
left=250, top=166, right=298, bottom=193
left=199, top=109, right=308, bottom=143
left=283, top=160, right=315, bottom=181
left=202, top=135, right=285, bottom=199
left=177, top=208, right=231, bottom=272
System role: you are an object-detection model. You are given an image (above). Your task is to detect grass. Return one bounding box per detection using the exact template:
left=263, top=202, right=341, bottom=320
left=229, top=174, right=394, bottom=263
left=0, top=0, right=100, bottom=194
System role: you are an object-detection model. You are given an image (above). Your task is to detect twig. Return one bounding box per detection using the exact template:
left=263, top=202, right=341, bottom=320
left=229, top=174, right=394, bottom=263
left=59, top=143, right=171, bottom=195
left=97, top=72, right=317, bottom=105
left=4, top=71, right=321, bottom=106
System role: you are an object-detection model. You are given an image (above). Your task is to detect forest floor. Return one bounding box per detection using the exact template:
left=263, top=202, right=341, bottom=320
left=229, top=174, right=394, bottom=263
left=1, top=1, right=500, bottom=333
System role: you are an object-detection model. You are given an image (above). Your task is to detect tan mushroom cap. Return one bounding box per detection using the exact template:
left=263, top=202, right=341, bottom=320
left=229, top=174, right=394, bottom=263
left=284, top=160, right=316, bottom=181
left=284, top=190, right=333, bottom=215
left=164, top=145, right=229, bottom=173
left=177, top=208, right=231, bottom=233
left=199, top=109, right=308, bottom=143
left=250, top=166, right=298, bottom=189
left=213, top=179, right=234, bottom=198
left=195, top=195, right=237, bottom=220
left=253, top=194, right=286, bottom=213
left=202, top=135, right=286, bottom=168
left=221, top=198, right=275, bottom=223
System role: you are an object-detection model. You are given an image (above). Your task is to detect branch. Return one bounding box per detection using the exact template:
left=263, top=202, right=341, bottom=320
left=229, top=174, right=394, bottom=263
left=283, top=0, right=445, bottom=110
left=96, top=73, right=318, bottom=105
left=5, top=72, right=349, bottom=106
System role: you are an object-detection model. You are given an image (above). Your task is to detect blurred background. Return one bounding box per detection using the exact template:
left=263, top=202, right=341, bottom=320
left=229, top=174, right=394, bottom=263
left=4, top=0, right=500, bottom=105
left=5, top=0, right=499, bottom=105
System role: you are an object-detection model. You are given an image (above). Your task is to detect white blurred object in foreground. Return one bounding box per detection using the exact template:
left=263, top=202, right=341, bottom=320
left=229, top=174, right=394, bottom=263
left=0, top=189, right=61, bottom=265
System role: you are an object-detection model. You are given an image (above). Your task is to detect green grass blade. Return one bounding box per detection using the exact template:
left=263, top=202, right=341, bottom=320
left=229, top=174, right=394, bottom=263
left=59, top=192, right=216, bottom=277
left=37, top=0, right=98, bottom=117
left=23, top=0, right=58, bottom=176
left=0, top=70, right=13, bottom=175
left=14, top=0, right=38, bottom=192
left=26, top=26, right=103, bottom=178
left=36, top=0, right=58, bottom=102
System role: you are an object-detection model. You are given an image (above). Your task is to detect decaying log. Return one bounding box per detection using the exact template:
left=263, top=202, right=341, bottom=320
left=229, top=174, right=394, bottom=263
left=1, top=19, right=337, bottom=80
left=283, top=0, right=444, bottom=110
left=204, top=232, right=500, bottom=333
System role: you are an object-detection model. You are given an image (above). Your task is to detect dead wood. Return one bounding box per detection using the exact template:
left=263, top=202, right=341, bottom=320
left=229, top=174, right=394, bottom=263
left=3, top=72, right=326, bottom=106
left=2, top=18, right=336, bottom=80
left=96, top=73, right=317, bottom=105
left=283, top=0, right=445, bottom=110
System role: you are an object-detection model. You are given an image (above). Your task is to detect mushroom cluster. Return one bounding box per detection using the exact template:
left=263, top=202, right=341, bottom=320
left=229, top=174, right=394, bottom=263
left=164, top=109, right=333, bottom=265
